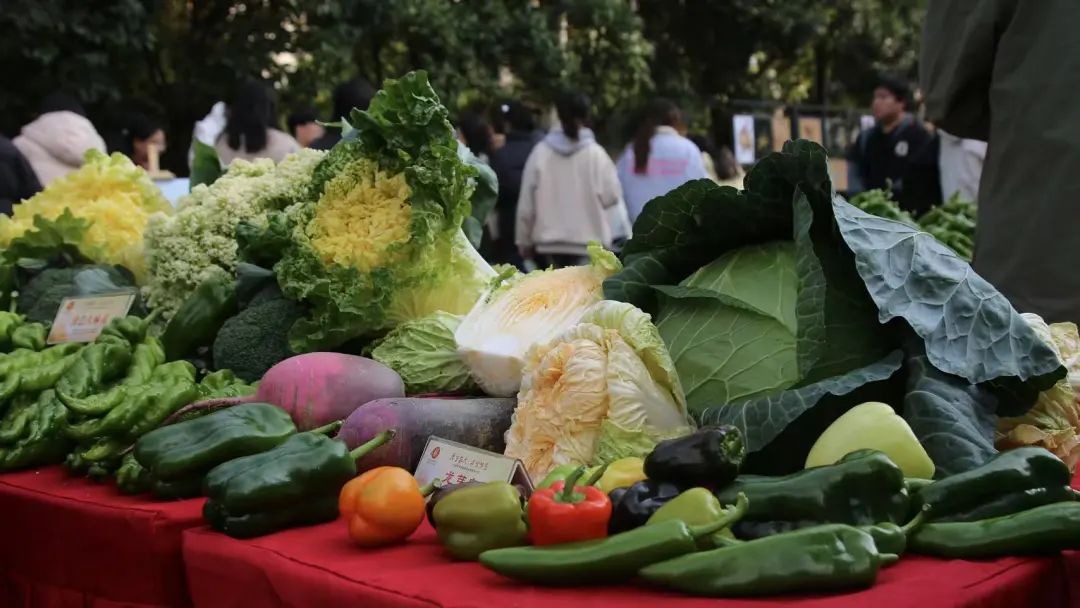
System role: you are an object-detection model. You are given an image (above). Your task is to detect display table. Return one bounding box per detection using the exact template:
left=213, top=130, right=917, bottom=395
left=182, top=520, right=1074, bottom=608
left=0, top=467, right=205, bottom=608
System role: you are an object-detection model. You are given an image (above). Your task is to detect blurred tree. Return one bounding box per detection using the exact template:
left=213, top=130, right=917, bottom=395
left=637, top=0, right=923, bottom=106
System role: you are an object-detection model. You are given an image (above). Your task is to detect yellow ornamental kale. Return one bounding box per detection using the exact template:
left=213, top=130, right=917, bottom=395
left=143, top=149, right=324, bottom=319
left=272, top=71, right=496, bottom=351
left=0, top=150, right=170, bottom=281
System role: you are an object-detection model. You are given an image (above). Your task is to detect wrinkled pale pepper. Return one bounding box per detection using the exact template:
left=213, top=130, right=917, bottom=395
left=595, top=457, right=647, bottom=494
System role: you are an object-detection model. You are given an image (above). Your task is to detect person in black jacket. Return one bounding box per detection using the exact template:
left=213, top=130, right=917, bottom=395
left=488, top=101, right=542, bottom=269
left=0, top=136, right=42, bottom=215
left=850, top=75, right=942, bottom=215
left=309, top=77, right=375, bottom=151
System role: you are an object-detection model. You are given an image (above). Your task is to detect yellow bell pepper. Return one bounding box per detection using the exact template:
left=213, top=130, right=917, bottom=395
left=594, top=457, right=647, bottom=493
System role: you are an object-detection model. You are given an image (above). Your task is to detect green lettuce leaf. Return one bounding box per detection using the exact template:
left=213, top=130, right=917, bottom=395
left=369, top=311, right=478, bottom=395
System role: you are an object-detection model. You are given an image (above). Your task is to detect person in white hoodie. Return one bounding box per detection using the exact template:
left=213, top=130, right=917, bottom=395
left=617, top=99, right=707, bottom=222
left=14, top=93, right=107, bottom=186
left=516, top=91, right=624, bottom=268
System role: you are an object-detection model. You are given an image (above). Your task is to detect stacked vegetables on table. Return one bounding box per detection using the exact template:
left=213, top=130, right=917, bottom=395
left=0, top=68, right=1080, bottom=602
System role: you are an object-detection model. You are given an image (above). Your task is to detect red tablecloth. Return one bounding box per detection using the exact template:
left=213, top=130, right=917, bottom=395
left=0, top=466, right=205, bottom=608
left=182, top=520, right=1074, bottom=608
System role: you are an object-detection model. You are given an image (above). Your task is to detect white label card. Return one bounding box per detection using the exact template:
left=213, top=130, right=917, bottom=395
left=414, top=436, right=533, bottom=495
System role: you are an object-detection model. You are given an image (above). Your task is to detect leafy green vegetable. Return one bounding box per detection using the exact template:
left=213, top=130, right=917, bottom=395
left=830, top=200, right=1062, bottom=393
left=271, top=71, right=495, bottom=351
left=504, top=300, right=691, bottom=479
left=655, top=242, right=799, bottom=416
left=607, top=140, right=1065, bottom=475
left=458, top=141, right=498, bottom=248
left=190, top=141, right=223, bottom=190
left=901, top=332, right=998, bottom=479
left=369, top=311, right=478, bottom=395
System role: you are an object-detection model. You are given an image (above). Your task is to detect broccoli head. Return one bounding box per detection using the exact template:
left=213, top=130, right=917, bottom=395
left=212, top=291, right=306, bottom=382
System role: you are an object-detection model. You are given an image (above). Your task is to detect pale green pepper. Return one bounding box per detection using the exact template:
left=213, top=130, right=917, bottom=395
left=805, top=401, right=935, bottom=479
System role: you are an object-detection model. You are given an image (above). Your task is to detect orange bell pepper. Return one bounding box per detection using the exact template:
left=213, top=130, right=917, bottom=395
left=339, top=466, right=434, bottom=547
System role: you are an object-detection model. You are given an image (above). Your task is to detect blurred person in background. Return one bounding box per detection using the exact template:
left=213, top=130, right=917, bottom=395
left=287, top=108, right=324, bottom=149
left=0, top=136, right=42, bottom=215
left=489, top=100, right=542, bottom=269
left=923, top=1, right=1080, bottom=323
left=310, top=77, right=375, bottom=151
left=516, top=91, right=624, bottom=268
left=215, top=80, right=299, bottom=165
left=457, top=111, right=495, bottom=164
left=713, top=146, right=746, bottom=189
left=938, top=129, right=986, bottom=203
left=849, top=75, right=942, bottom=215
left=13, top=92, right=106, bottom=186
left=617, top=98, right=707, bottom=222
left=688, top=133, right=721, bottom=183
left=117, top=113, right=166, bottom=171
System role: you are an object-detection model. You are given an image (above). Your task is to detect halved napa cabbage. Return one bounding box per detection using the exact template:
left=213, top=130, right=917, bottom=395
left=454, top=243, right=620, bottom=397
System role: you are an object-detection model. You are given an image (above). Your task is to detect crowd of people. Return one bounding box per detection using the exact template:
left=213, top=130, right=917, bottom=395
left=0, top=72, right=984, bottom=274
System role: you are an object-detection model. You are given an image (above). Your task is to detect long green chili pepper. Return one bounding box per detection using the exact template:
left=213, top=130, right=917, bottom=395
left=59, top=337, right=167, bottom=416
left=0, top=350, right=83, bottom=401
left=0, top=342, right=80, bottom=378
left=10, top=322, right=47, bottom=352
left=910, top=502, right=1080, bottom=558
left=0, top=293, right=24, bottom=350
left=480, top=494, right=750, bottom=585
left=0, top=394, right=70, bottom=471
left=0, top=395, right=35, bottom=444
left=66, top=376, right=199, bottom=442
left=98, top=310, right=162, bottom=345
left=55, top=341, right=133, bottom=400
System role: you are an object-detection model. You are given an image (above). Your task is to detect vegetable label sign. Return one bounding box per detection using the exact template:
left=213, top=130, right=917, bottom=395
left=414, top=436, right=533, bottom=494
left=48, top=292, right=136, bottom=344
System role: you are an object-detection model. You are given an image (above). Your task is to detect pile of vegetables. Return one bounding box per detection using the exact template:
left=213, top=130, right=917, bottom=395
left=605, top=141, right=1063, bottom=478
left=0, top=151, right=170, bottom=282
left=850, top=189, right=977, bottom=260
left=918, top=193, right=977, bottom=260
left=0, top=68, right=1079, bottom=603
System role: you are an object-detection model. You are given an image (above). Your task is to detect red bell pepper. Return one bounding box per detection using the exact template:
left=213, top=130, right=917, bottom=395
left=527, top=465, right=612, bottom=546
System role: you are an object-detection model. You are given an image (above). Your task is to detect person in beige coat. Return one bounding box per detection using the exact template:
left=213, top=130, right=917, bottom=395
left=516, top=92, right=625, bottom=268
left=14, top=94, right=106, bottom=186
left=215, top=81, right=299, bottom=165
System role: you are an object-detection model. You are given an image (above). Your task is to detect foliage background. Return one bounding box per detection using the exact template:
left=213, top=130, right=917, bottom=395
left=0, top=0, right=924, bottom=174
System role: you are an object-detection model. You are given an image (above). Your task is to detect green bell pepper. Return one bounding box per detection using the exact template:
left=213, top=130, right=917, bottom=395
left=915, top=447, right=1072, bottom=522
left=203, top=430, right=394, bottom=538
left=161, top=275, right=237, bottom=361
left=134, top=402, right=298, bottom=481
left=203, top=496, right=340, bottom=539
left=433, top=481, right=529, bottom=561
left=715, top=449, right=909, bottom=539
